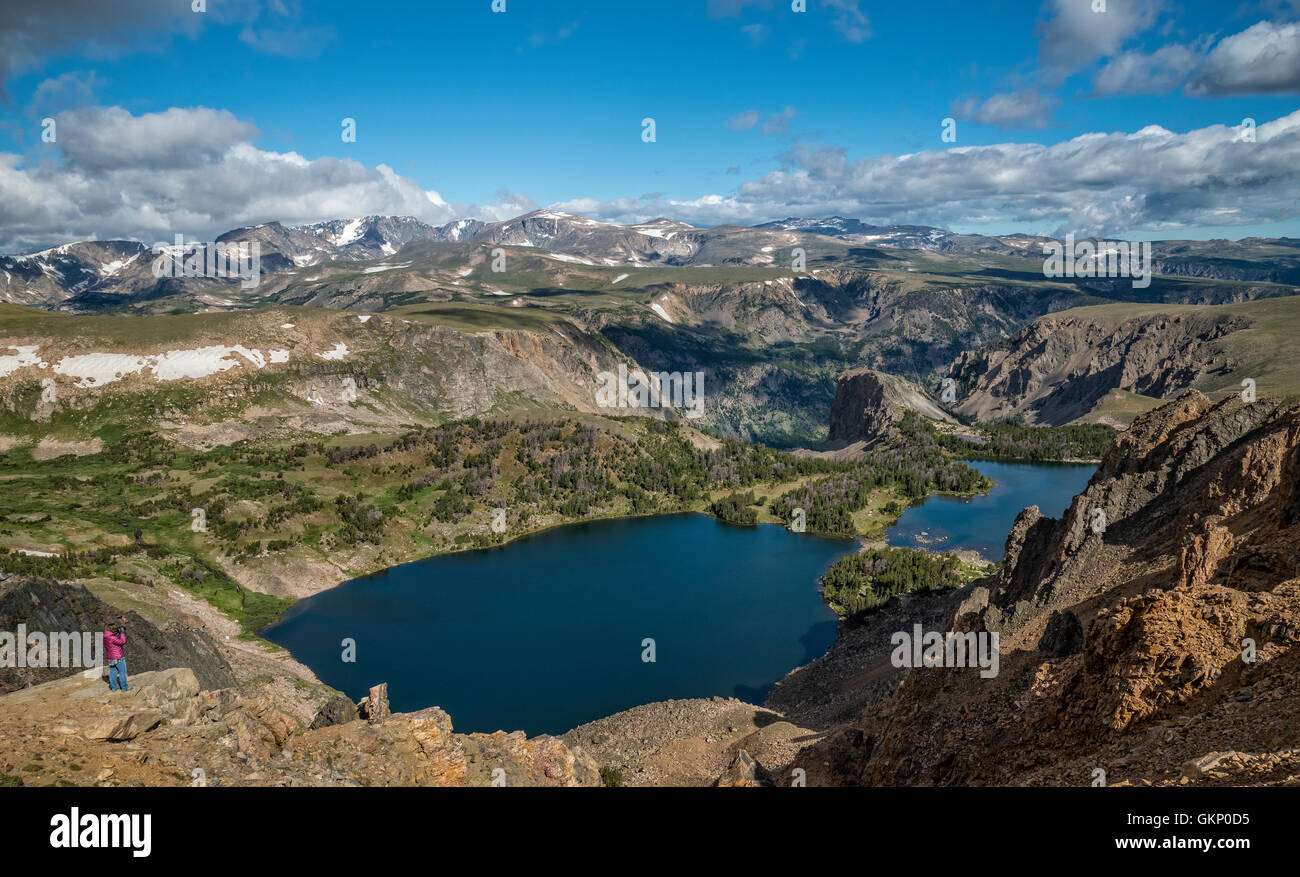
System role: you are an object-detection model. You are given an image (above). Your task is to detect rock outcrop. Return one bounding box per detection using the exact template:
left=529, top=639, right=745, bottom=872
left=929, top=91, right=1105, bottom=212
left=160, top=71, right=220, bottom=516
left=0, top=666, right=601, bottom=787
left=828, top=368, right=954, bottom=445
left=0, top=577, right=235, bottom=693
left=945, top=311, right=1248, bottom=425
left=790, top=392, right=1300, bottom=786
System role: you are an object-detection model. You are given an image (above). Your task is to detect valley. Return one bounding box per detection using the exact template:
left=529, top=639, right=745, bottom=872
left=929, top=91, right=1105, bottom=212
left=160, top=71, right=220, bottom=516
left=2, top=210, right=1299, bottom=788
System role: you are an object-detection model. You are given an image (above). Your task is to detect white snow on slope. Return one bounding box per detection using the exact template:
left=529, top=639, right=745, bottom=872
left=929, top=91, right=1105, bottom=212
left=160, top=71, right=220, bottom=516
left=53, top=353, right=149, bottom=386
left=317, top=343, right=349, bottom=361
left=650, top=303, right=674, bottom=323
left=154, top=345, right=267, bottom=379
left=2, top=342, right=305, bottom=387
left=0, top=345, right=42, bottom=378
left=100, top=252, right=140, bottom=277
left=52, top=345, right=272, bottom=387
left=334, top=218, right=366, bottom=246
left=612, top=274, right=629, bottom=284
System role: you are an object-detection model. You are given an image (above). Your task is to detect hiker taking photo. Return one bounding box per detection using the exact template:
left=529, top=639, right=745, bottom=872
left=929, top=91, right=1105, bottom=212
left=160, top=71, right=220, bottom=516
left=103, top=614, right=129, bottom=692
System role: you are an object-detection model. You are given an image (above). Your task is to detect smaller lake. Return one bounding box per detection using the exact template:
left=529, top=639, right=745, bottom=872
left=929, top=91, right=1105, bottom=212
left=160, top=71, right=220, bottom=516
left=262, top=514, right=853, bottom=736
left=886, top=460, right=1095, bottom=558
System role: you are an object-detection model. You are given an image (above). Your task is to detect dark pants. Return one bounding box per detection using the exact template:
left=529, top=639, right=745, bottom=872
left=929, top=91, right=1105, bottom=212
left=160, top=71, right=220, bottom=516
left=108, top=658, right=129, bottom=691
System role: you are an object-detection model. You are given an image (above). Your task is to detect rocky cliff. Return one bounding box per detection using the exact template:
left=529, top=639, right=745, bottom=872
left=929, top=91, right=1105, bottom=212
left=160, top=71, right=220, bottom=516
left=790, top=391, right=1300, bottom=785
left=0, top=575, right=599, bottom=787
left=827, top=368, right=953, bottom=444
left=0, top=576, right=235, bottom=692
left=945, top=311, right=1247, bottom=425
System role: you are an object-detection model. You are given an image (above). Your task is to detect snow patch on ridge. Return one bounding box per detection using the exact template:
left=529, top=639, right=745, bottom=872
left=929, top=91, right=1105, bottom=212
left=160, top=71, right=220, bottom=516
left=51, top=345, right=276, bottom=387
left=0, top=345, right=43, bottom=378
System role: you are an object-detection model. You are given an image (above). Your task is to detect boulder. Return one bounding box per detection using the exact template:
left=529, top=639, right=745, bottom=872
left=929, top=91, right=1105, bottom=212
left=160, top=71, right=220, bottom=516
left=715, top=749, right=764, bottom=787
left=82, top=709, right=164, bottom=741
left=310, top=695, right=359, bottom=729
left=358, top=683, right=390, bottom=725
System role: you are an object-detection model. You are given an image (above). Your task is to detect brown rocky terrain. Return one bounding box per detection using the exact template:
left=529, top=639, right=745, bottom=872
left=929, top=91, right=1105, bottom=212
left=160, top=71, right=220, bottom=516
left=4, top=391, right=1298, bottom=788
left=945, top=310, right=1247, bottom=425
left=789, top=391, right=1300, bottom=786
left=0, top=571, right=601, bottom=787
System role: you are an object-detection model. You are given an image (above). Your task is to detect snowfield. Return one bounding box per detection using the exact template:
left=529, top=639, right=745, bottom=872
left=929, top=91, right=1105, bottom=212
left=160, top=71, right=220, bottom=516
left=53, top=353, right=150, bottom=386
left=0, top=341, right=304, bottom=388
left=51, top=345, right=275, bottom=386
left=0, top=345, right=43, bottom=378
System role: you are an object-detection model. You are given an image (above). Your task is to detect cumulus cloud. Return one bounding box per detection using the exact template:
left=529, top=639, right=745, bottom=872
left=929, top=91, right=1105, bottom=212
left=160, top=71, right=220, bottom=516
left=1036, top=0, right=1163, bottom=83
left=1189, top=20, right=1300, bottom=95
left=951, top=89, right=1061, bottom=130
left=26, top=70, right=102, bottom=119
left=1092, top=42, right=1205, bottom=95
left=558, top=111, right=1300, bottom=238
left=58, top=106, right=260, bottom=171
left=6, top=105, right=1300, bottom=253
left=0, top=105, right=470, bottom=252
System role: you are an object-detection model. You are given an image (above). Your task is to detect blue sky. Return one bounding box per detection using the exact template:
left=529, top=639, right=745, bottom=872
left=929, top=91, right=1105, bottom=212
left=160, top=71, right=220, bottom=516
left=0, top=0, right=1298, bottom=250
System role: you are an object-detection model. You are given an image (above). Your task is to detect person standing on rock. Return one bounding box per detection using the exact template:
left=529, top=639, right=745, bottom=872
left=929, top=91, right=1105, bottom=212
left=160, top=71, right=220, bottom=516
left=103, top=614, right=129, bottom=692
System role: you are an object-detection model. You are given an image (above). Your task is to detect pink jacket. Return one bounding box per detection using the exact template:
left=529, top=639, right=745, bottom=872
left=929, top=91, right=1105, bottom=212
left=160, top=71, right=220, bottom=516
left=103, top=629, right=126, bottom=661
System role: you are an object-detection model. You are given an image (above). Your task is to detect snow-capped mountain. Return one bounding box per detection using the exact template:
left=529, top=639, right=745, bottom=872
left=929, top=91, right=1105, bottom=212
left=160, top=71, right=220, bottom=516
left=1, top=241, right=152, bottom=309
left=293, top=215, right=444, bottom=258
left=757, top=216, right=1054, bottom=256
left=6, top=209, right=1296, bottom=313
left=463, top=210, right=701, bottom=265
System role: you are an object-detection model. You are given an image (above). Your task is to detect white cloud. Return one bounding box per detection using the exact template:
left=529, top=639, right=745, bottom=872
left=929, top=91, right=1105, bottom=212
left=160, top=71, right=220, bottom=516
left=0, top=105, right=468, bottom=252
left=558, top=111, right=1300, bottom=239
left=59, top=106, right=260, bottom=171
left=1036, top=0, right=1163, bottom=83
left=951, top=89, right=1061, bottom=129
left=1190, top=20, right=1300, bottom=95
left=1092, top=42, right=1205, bottom=95
left=6, top=105, right=1300, bottom=253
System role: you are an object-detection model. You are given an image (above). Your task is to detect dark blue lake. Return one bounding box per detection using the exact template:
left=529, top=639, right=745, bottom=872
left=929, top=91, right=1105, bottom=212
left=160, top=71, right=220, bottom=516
left=886, top=460, right=1095, bottom=558
left=262, top=513, right=853, bottom=735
